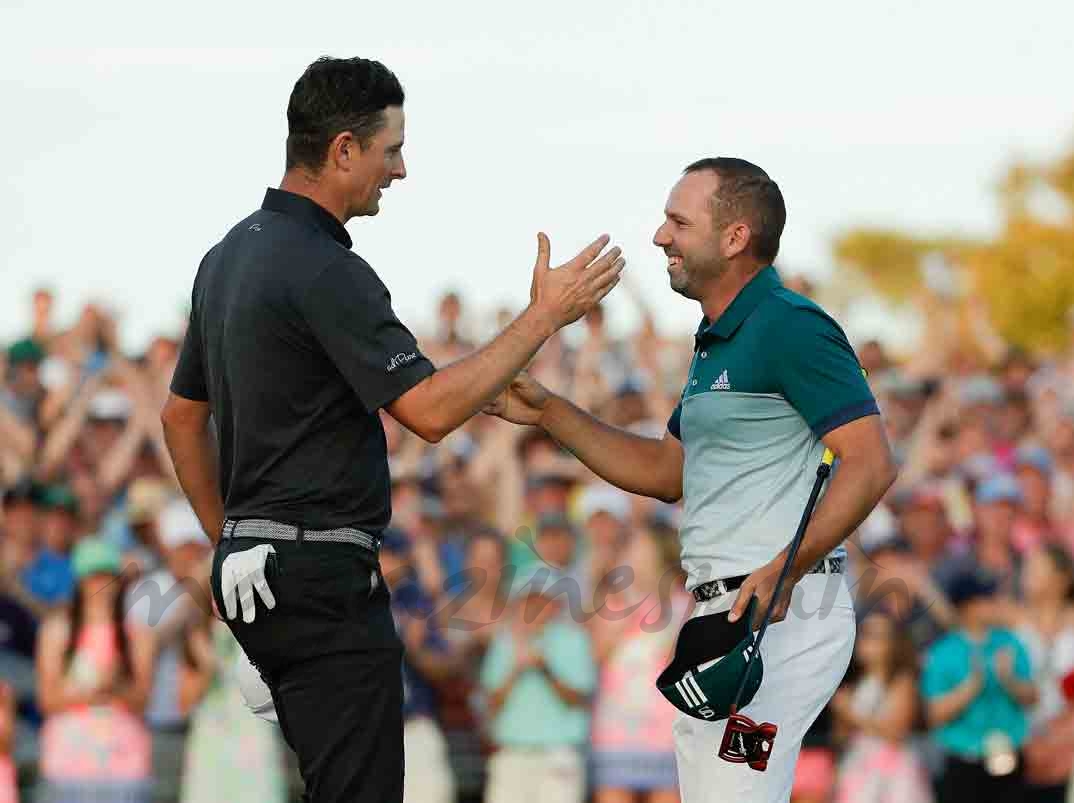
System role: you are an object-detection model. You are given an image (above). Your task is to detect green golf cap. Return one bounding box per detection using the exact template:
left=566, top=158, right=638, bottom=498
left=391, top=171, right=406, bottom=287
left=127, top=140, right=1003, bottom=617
left=7, top=338, right=45, bottom=366
left=35, top=484, right=80, bottom=515
left=656, top=600, right=763, bottom=721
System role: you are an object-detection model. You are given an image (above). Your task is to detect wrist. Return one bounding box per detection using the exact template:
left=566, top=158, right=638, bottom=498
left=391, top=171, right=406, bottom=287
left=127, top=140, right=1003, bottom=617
left=521, top=305, right=558, bottom=342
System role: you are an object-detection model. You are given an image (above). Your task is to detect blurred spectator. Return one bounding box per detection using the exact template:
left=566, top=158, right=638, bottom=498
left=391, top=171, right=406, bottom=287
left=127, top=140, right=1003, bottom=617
left=480, top=568, right=596, bottom=803
left=576, top=484, right=631, bottom=611
left=1048, top=404, right=1074, bottom=548
left=1013, top=446, right=1058, bottom=554
left=34, top=537, right=155, bottom=803
left=531, top=513, right=585, bottom=601
left=380, top=530, right=458, bottom=803
left=590, top=526, right=690, bottom=803
left=922, top=568, right=1036, bottom=803
left=858, top=339, right=892, bottom=377
left=935, top=475, right=1024, bottom=599
left=832, top=610, right=933, bottom=803
left=438, top=528, right=510, bottom=802
left=0, top=682, right=15, bottom=803
left=125, top=500, right=212, bottom=803
left=10, top=267, right=1074, bottom=801
left=1008, top=545, right=1074, bottom=802
left=19, top=485, right=78, bottom=609
left=123, top=478, right=173, bottom=577
left=178, top=617, right=286, bottom=803
left=2, top=339, right=45, bottom=428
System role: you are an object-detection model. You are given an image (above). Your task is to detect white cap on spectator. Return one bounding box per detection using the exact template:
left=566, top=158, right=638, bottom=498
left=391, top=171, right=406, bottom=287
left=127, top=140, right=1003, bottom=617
left=577, top=483, right=631, bottom=523
left=157, top=499, right=210, bottom=550
left=88, top=388, right=132, bottom=421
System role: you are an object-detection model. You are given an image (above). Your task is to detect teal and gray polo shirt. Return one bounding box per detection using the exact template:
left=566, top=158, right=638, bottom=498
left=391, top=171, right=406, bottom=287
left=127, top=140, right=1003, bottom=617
left=667, top=266, right=878, bottom=590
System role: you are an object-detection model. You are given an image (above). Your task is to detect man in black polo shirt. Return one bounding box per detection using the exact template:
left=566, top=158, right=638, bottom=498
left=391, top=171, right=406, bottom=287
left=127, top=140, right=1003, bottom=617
left=160, top=56, right=624, bottom=803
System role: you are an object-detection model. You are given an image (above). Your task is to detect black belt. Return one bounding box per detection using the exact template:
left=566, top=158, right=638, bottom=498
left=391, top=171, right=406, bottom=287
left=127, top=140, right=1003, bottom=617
left=221, top=518, right=381, bottom=556
left=692, top=556, right=845, bottom=603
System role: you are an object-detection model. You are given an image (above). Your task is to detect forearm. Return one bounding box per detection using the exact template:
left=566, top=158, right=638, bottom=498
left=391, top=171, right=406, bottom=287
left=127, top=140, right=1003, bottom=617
left=97, top=418, right=148, bottom=496
left=928, top=683, right=978, bottom=726
left=541, top=668, right=588, bottom=708
left=408, top=648, right=459, bottom=683
left=792, top=451, right=897, bottom=574
left=411, top=308, right=554, bottom=440
left=113, top=679, right=151, bottom=715
left=486, top=668, right=523, bottom=715
left=0, top=405, right=35, bottom=460
left=540, top=396, right=681, bottom=501
left=162, top=420, right=224, bottom=544
left=39, top=400, right=90, bottom=478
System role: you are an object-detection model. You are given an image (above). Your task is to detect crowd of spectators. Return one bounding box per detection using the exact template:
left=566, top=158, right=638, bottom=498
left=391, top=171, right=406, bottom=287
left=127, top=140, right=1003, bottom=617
left=3, top=277, right=1074, bottom=803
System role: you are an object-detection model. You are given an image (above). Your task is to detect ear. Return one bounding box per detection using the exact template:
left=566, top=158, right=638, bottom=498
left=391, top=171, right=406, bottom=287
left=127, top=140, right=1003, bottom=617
left=328, top=130, right=358, bottom=172
left=724, top=222, right=752, bottom=260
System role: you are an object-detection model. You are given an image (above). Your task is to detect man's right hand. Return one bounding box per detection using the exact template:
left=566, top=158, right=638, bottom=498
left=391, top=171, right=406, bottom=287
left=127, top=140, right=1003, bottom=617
left=484, top=372, right=552, bottom=427
left=527, top=233, right=625, bottom=334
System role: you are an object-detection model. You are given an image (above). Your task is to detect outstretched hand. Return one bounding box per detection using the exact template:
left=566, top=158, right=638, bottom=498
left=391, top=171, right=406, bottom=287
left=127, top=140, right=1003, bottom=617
left=484, top=372, right=552, bottom=427
left=528, top=232, right=625, bottom=334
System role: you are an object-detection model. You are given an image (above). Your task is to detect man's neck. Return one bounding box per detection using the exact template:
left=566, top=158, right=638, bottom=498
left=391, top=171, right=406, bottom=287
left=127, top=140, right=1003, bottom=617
left=278, top=170, right=348, bottom=225
left=698, top=259, right=768, bottom=323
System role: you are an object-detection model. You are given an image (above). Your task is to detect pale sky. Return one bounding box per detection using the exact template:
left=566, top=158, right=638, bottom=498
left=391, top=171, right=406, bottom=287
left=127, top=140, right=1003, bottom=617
left=2, top=0, right=1072, bottom=353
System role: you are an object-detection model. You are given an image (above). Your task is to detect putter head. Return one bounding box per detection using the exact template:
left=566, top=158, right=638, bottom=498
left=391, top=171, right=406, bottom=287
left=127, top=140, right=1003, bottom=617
left=718, top=712, right=778, bottom=772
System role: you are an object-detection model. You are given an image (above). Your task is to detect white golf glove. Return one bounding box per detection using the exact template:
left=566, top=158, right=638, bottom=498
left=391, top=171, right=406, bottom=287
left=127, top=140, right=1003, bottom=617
left=220, top=544, right=277, bottom=623
left=235, top=645, right=278, bottom=722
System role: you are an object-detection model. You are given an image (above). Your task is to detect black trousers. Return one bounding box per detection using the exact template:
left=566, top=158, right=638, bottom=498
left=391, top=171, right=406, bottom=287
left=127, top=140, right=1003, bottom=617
left=211, top=535, right=404, bottom=803
left=939, top=753, right=1027, bottom=803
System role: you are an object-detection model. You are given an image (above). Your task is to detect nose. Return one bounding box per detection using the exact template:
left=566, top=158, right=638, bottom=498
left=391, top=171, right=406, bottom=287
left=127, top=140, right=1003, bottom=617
left=653, top=221, right=671, bottom=248
left=395, top=155, right=407, bottom=181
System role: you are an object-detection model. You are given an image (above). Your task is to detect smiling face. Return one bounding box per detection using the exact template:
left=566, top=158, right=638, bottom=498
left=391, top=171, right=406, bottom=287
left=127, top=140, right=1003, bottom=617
left=653, top=170, right=727, bottom=299
left=341, top=105, right=406, bottom=218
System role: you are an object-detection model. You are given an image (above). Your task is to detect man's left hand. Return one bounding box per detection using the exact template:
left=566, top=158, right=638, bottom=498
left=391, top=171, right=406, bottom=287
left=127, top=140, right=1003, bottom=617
left=728, top=553, right=800, bottom=629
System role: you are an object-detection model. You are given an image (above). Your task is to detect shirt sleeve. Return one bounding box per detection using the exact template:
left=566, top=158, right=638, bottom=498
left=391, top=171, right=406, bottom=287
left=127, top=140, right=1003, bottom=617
left=771, top=305, right=879, bottom=437
left=921, top=641, right=965, bottom=700
left=170, top=293, right=209, bottom=402
left=667, top=401, right=683, bottom=440
left=301, top=256, right=436, bottom=413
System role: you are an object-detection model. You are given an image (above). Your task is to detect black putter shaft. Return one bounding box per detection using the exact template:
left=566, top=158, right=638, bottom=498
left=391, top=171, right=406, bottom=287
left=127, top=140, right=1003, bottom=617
left=728, top=449, right=836, bottom=714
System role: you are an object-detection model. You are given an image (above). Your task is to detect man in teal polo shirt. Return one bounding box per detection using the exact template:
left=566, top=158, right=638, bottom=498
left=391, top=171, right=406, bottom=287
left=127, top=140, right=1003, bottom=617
left=488, top=157, right=898, bottom=802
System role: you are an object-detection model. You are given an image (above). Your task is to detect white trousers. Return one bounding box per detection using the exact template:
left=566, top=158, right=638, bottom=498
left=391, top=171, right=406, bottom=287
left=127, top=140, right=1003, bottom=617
left=484, top=746, right=586, bottom=803
left=404, top=716, right=456, bottom=803
left=674, top=572, right=856, bottom=803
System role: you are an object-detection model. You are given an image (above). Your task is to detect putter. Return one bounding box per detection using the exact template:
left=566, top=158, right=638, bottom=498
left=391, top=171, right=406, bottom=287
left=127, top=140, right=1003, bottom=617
left=717, top=447, right=836, bottom=771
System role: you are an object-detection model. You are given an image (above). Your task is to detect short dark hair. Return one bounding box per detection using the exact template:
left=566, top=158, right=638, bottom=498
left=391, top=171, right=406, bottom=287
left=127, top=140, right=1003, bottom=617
left=286, top=57, right=405, bottom=171
left=683, top=157, right=786, bottom=264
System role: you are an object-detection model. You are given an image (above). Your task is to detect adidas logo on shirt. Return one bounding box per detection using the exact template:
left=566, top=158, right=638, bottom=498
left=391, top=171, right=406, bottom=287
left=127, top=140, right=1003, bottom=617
left=711, top=370, right=731, bottom=391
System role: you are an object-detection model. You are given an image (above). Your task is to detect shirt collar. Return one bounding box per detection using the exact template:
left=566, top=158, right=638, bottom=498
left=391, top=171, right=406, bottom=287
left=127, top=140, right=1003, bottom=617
left=261, top=188, right=352, bottom=249
left=694, top=266, right=781, bottom=348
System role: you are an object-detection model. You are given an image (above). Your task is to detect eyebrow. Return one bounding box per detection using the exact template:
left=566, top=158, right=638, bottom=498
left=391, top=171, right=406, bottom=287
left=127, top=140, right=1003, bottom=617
left=666, top=211, right=689, bottom=224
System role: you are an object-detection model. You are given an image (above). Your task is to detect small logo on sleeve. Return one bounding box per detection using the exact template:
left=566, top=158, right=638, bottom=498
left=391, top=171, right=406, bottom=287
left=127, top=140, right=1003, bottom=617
left=711, top=370, right=731, bottom=391
left=386, top=352, right=419, bottom=373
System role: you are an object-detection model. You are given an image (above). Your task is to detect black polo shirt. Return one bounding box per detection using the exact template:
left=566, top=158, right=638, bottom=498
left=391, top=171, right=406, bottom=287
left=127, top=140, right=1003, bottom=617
left=170, top=188, right=436, bottom=533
